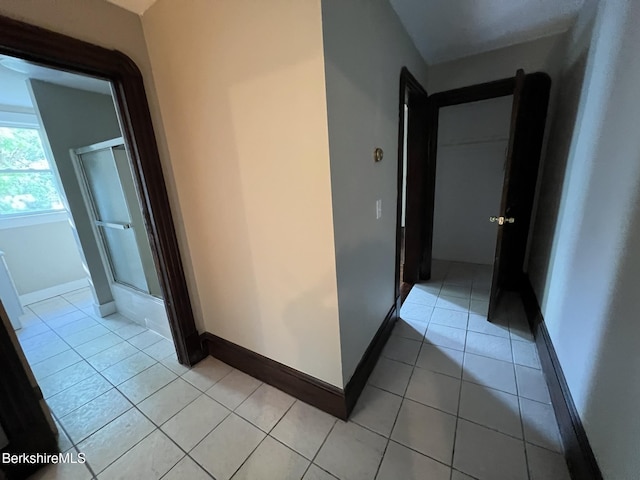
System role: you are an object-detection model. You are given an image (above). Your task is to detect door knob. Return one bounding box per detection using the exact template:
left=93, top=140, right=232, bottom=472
left=489, top=216, right=515, bottom=225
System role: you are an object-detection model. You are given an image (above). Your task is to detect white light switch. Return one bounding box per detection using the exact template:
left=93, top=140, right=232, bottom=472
left=376, top=199, right=382, bottom=219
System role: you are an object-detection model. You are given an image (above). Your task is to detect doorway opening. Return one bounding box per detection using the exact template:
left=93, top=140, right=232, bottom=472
left=397, top=70, right=551, bottom=322
left=0, top=52, right=187, bottom=463
left=395, top=68, right=429, bottom=309
left=0, top=15, right=202, bottom=476
left=426, top=94, right=515, bottom=316
left=0, top=14, right=202, bottom=363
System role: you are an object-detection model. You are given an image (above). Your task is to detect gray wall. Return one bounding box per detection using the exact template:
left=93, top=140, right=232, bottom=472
left=527, top=0, right=640, bottom=477
left=321, top=0, right=429, bottom=384
left=29, top=80, right=122, bottom=306
left=433, top=96, right=512, bottom=265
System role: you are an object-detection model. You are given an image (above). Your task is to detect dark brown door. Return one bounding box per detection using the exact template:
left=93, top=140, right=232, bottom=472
left=487, top=70, right=526, bottom=319
left=397, top=68, right=429, bottom=290
left=0, top=305, right=58, bottom=479
left=403, top=94, right=430, bottom=284
left=488, top=70, right=551, bottom=319
left=419, top=96, right=439, bottom=280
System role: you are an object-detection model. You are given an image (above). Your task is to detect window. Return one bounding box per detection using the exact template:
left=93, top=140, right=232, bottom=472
left=0, top=126, right=64, bottom=217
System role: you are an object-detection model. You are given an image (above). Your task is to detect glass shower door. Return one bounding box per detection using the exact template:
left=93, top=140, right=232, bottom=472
left=76, top=145, right=149, bottom=293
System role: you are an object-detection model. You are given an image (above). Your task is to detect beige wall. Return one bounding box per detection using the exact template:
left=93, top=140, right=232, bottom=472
left=142, top=0, right=342, bottom=386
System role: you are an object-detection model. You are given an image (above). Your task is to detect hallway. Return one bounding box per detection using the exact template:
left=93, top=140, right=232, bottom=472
left=371, top=260, right=569, bottom=479
left=23, top=264, right=568, bottom=480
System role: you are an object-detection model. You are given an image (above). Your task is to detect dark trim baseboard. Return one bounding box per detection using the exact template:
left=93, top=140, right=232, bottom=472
left=200, top=333, right=347, bottom=419
left=521, top=277, right=603, bottom=480
left=200, top=302, right=398, bottom=421
left=344, top=303, right=398, bottom=415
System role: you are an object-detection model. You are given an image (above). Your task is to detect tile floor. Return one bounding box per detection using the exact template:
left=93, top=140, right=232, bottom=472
left=17, top=265, right=569, bottom=480
left=370, top=260, right=569, bottom=480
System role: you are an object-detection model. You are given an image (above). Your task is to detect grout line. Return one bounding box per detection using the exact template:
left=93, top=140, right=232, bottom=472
left=226, top=424, right=270, bottom=479
left=451, top=467, right=482, bottom=480
left=519, top=397, right=532, bottom=480
left=452, top=409, right=525, bottom=443
left=154, top=368, right=255, bottom=471
left=372, top=340, right=422, bottom=480
left=51, top=410, right=98, bottom=479
left=22, top=295, right=209, bottom=478
left=385, top=436, right=457, bottom=475
left=415, top=264, right=543, bottom=480
left=38, top=282, right=558, bottom=479
left=180, top=455, right=217, bottom=480
left=264, top=397, right=297, bottom=436
left=217, top=375, right=263, bottom=414
left=177, top=411, right=233, bottom=464
left=89, top=421, right=157, bottom=476
left=80, top=375, right=202, bottom=477
left=300, top=418, right=339, bottom=479
left=450, top=343, right=465, bottom=471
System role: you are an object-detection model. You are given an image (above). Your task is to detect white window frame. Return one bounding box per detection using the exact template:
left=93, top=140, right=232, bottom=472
left=0, top=110, right=69, bottom=229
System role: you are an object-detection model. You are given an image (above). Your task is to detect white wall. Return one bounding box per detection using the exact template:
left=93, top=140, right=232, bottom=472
left=527, top=0, right=640, bottom=478
left=142, top=0, right=343, bottom=387
left=321, top=0, right=429, bottom=384
left=29, top=80, right=123, bottom=306
left=433, top=96, right=512, bottom=265
left=427, top=34, right=567, bottom=93
left=0, top=66, right=33, bottom=109
left=0, top=218, right=86, bottom=295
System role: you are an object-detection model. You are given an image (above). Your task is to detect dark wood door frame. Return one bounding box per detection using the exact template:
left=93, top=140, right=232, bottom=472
left=419, top=74, right=543, bottom=283
left=430, top=77, right=516, bottom=108
left=1, top=306, right=57, bottom=479
left=0, top=15, right=203, bottom=366
left=394, top=67, right=428, bottom=308
left=488, top=70, right=527, bottom=319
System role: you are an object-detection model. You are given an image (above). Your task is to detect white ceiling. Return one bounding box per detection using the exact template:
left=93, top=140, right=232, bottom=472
left=106, top=0, right=157, bottom=15
left=0, top=55, right=112, bottom=109
left=106, top=0, right=585, bottom=66
left=389, top=0, right=585, bottom=64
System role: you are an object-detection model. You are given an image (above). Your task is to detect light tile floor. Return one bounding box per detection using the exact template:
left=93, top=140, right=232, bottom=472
left=19, top=264, right=570, bottom=480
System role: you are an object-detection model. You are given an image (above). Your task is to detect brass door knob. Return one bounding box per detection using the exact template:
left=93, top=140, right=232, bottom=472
left=489, top=216, right=515, bottom=225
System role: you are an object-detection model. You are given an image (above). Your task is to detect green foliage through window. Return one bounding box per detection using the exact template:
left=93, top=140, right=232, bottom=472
left=0, top=127, right=64, bottom=216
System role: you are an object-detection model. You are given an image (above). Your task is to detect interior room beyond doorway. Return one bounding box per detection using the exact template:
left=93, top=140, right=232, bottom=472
left=432, top=95, right=514, bottom=271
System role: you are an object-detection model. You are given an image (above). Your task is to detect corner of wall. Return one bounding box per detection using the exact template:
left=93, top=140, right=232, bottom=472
left=140, top=0, right=343, bottom=388
left=320, top=0, right=428, bottom=385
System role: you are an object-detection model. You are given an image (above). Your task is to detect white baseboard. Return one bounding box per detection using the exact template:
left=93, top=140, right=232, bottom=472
left=93, top=300, right=117, bottom=318
left=20, top=278, right=89, bottom=306
left=111, top=283, right=171, bottom=340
